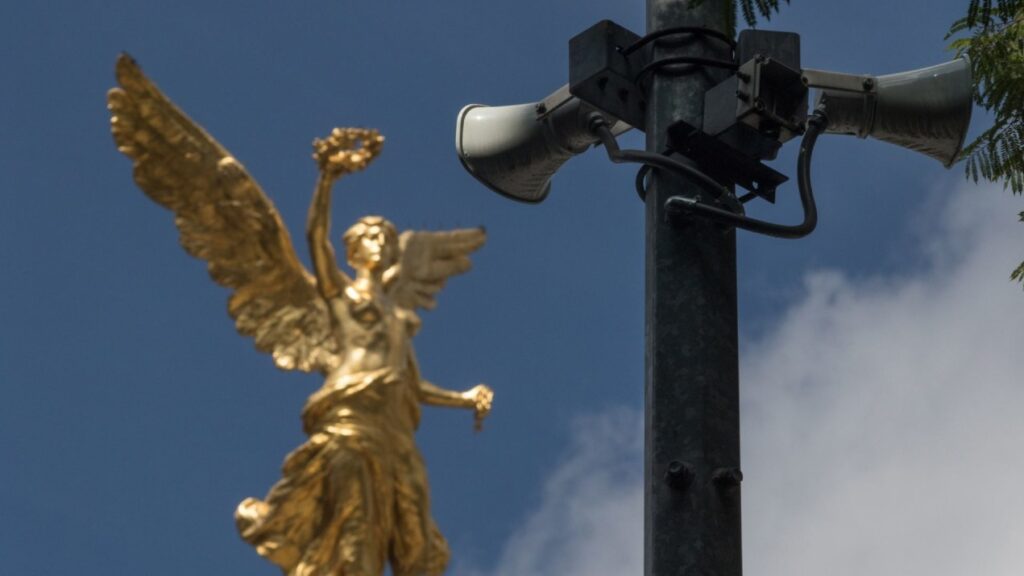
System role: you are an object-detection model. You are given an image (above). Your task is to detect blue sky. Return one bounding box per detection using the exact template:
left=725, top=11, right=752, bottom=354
left=2, top=1, right=1022, bottom=574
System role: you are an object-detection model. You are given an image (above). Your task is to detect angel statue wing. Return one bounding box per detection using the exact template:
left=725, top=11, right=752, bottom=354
left=384, top=228, right=487, bottom=311
left=107, top=54, right=341, bottom=374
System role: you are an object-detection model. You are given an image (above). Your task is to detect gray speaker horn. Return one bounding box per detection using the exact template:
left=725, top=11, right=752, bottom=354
left=456, top=85, right=631, bottom=203
left=805, top=57, right=973, bottom=167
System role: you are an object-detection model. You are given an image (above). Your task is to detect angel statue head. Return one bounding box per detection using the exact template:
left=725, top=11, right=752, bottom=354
left=343, top=215, right=399, bottom=270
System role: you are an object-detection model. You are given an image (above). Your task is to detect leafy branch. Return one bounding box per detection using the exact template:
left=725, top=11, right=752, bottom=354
left=947, top=0, right=1024, bottom=286
left=687, top=0, right=789, bottom=37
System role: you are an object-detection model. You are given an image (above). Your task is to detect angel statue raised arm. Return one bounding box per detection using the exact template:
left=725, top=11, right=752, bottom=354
left=107, top=54, right=493, bottom=576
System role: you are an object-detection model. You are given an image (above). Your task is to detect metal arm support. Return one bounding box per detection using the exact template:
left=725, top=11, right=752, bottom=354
left=801, top=68, right=877, bottom=93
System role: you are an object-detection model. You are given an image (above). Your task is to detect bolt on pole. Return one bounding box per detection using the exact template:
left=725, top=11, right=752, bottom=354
left=644, top=1, right=742, bottom=575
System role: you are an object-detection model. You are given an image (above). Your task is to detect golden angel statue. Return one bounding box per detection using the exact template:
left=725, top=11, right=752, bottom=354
left=107, top=54, right=493, bottom=576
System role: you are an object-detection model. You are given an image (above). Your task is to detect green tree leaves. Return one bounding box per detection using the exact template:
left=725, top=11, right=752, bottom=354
left=947, top=1, right=1024, bottom=286
left=687, top=0, right=789, bottom=37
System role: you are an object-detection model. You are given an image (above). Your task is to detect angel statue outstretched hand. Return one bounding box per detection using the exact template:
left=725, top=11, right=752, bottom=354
left=108, top=54, right=493, bottom=576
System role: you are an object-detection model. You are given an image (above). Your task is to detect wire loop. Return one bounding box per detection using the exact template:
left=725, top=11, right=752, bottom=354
left=619, top=26, right=737, bottom=56
left=635, top=56, right=739, bottom=84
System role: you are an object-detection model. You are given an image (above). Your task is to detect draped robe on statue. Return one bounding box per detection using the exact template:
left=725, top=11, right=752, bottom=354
left=236, top=304, right=450, bottom=576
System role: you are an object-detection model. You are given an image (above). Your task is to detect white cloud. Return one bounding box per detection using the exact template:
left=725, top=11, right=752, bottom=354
left=743, top=188, right=1024, bottom=575
left=472, top=185, right=1024, bottom=576
left=462, top=408, right=644, bottom=576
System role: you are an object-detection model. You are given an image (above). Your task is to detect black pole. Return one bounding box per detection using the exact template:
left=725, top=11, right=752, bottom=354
left=644, top=1, right=742, bottom=575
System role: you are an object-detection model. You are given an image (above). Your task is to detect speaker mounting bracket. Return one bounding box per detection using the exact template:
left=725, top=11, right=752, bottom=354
left=666, top=119, right=787, bottom=203
left=569, top=20, right=647, bottom=130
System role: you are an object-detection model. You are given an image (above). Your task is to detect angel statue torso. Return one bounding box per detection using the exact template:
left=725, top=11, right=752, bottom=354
left=107, top=55, right=492, bottom=576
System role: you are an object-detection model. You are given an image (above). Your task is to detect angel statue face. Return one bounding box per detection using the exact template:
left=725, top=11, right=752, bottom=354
left=343, top=216, right=399, bottom=271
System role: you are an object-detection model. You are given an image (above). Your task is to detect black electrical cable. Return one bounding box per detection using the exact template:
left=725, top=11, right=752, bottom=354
left=635, top=56, right=739, bottom=84
left=663, top=111, right=828, bottom=239
left=619, top=26, right=736, bottom=56
left=623, top=27, right=737, bottom=92
left=635, top=166, right=652, bottom=201
left=590, top=115, right=731, bottom=202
